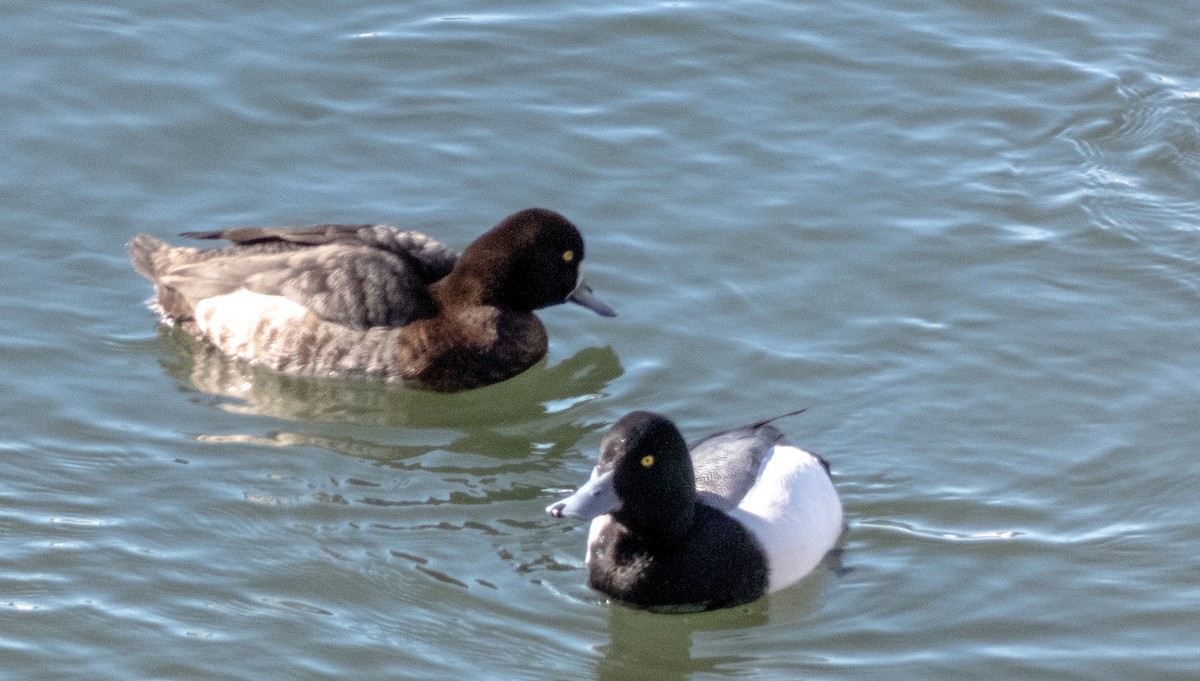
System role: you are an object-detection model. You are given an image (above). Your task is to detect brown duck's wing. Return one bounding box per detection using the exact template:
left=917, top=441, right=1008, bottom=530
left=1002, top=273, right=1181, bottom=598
left=159, top=243, right=443, bottom=329
left=180, top=223, right=460, bottom=283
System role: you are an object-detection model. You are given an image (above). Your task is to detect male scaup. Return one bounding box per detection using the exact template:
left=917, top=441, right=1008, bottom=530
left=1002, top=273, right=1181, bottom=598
left=129, top=208, right=615, bottom=392
left=547, top=410, right=843, bottom=612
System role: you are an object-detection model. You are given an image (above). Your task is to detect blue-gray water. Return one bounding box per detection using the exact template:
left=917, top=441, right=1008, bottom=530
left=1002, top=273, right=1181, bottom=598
left=3, top=1, right=1198, bottom=679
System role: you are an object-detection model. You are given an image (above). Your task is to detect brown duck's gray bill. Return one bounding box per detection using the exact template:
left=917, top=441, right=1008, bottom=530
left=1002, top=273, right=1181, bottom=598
left=566, top=275, right=617, bottom=317
left=546, top=469, right=619, bottom=519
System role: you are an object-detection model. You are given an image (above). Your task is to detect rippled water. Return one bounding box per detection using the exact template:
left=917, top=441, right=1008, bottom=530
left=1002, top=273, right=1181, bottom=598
left=3, top=1, right=1199, bottom=679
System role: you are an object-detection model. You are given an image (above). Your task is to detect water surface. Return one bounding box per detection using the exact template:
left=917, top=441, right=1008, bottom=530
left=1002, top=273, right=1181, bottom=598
left=2, top=1, right=1199, bottom=679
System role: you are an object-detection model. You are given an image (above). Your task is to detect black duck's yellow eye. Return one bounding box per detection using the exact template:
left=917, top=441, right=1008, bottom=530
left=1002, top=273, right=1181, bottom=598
left=562, top=250, right=574, bottom=262
left=641, top=455, right=654, bottom=468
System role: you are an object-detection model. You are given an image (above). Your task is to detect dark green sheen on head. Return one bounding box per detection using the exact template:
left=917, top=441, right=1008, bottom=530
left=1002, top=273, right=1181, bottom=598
left=456, top=208, right=587, bottom=311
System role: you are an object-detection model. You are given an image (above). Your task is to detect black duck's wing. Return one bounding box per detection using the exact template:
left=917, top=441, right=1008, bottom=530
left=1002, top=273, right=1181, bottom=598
left=691, top=424, right=786, bottom=512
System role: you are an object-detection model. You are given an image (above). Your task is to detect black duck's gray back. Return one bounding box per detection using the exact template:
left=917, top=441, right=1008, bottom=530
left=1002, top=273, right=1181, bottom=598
left=691, top=424, right=786, bottom=512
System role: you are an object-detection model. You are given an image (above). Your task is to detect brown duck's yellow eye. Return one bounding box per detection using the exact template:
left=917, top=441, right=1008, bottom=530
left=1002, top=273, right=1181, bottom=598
left=641, top=455, right=654, bottom=468
left=562, top=250, right=574, bottom=262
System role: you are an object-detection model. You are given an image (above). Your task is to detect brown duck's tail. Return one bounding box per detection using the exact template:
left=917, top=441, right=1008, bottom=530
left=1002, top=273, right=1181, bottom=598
left=127, top=235, right=169, bottom=281
left=128, top=234, right=199, bottom=322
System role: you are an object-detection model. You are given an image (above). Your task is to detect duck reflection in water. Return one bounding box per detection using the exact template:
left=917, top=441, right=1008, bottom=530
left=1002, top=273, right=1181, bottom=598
left=154, top=324, right=622, bottom=430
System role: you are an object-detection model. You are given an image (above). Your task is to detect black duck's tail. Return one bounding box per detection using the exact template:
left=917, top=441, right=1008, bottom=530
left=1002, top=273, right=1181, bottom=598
left=748, top=407, right=808, bottom=430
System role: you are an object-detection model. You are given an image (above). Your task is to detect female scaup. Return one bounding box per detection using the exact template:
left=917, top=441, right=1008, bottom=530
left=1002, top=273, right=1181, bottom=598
left=547, top=410, right=843, bottom=612
left=129, top=208, right=615, bottom=392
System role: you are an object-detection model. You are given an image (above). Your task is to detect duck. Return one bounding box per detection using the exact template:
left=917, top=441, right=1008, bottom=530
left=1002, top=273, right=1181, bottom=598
left=128, top=208, right=616, bottom=392
left=546, top=409, right=843, bottom=612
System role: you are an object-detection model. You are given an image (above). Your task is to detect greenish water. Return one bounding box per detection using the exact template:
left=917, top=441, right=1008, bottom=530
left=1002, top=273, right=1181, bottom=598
left=2, top=1, right=1199, bottom=679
